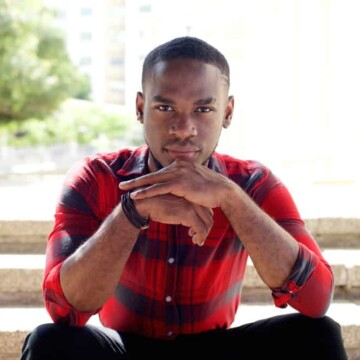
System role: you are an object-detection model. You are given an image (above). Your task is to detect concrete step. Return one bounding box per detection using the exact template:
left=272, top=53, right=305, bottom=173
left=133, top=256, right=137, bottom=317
left=0, top=220, right=52, bottom=254
left=0, top=250, right=360, bottom=307
left=0, top=302, right=359, bottom=360
left=1, top=218, right=360, bottom=254
left=0, top=254, right=45, bottom=306
left=305, top=217, right=360, bottom=248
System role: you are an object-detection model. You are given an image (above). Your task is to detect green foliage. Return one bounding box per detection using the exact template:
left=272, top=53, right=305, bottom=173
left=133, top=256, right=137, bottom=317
left=0, top=99, right=136, bottom=147
left=0, top=0, right=90, bottom=122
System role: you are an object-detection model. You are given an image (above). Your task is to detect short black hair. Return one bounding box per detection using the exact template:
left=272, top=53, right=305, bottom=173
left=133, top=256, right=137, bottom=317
left=142, top=36, right=230, bottom=89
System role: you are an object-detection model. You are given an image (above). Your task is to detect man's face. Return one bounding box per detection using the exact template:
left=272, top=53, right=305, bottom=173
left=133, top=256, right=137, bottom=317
left=136, top=58, right=234, bottom=171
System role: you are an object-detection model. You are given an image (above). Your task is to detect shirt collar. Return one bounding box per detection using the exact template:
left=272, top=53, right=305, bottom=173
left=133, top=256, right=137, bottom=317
left=116, top=145, right=149, bottom=178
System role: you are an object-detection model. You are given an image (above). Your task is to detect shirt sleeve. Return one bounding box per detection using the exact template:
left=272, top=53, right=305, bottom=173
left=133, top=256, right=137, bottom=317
left=43, top=157, right=116, bottom=326
left=271, top=242, right=334, bottom=317
left=254, top=169, right=334, bottom=318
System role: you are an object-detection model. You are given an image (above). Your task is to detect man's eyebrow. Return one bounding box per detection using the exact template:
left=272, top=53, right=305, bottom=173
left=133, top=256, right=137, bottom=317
left=151, top=95, right=216, bottom=105
left=194, top=97, right=216, bottom=105
left=152, top=95, right=174, bottom=104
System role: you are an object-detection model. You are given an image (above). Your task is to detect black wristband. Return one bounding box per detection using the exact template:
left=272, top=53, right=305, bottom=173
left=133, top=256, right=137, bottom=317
left=121, top=192, right=149, bottom=230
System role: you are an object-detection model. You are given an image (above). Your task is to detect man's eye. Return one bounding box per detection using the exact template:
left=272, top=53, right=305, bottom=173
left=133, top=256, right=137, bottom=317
left=196, top=107, right=212, bottom=113
left=158, top=105, right=173, bottom=111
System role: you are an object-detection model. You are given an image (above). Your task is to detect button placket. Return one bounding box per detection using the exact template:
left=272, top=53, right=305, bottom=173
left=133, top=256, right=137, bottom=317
left=162, top=226, right=180, bottom=338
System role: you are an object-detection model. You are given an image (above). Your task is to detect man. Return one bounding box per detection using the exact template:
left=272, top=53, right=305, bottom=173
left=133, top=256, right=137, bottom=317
left=21, top=36, right=347, bottom=359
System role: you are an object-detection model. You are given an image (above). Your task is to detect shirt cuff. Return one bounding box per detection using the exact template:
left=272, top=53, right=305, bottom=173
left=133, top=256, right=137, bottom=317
left=271, top=243, right=319, bottom=308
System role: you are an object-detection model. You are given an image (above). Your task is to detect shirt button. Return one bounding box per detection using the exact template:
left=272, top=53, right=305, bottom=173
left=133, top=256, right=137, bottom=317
left=168, top=257, right=175, bottom=264
left=165, top=295, right=172, bottom=302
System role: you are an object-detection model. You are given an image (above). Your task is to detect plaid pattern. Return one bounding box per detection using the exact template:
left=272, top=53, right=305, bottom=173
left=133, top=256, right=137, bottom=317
left=44, top=145, right=334, bottom=338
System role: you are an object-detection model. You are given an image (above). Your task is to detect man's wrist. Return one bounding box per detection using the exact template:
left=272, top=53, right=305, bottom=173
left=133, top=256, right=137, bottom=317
left=121, top=192, right=149, bottom=230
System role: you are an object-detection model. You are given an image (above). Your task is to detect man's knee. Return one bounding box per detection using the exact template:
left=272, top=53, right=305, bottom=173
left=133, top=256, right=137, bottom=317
left=21, top=323, right=69, bottom=359
left=298, top=315, right=347, bottom=359
left=302, top=315, right=343, bottom=339
left=21, top=322, right=127, bottom=360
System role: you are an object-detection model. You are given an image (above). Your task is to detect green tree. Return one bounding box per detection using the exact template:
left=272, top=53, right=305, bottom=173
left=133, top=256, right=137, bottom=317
left=0, top=0, right=90, bottom=122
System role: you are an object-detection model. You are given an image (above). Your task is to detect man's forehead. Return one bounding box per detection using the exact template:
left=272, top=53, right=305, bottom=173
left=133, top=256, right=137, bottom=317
left=152, top=58, right=219, bottom=74
left=145, top=59, right=229, bottom=89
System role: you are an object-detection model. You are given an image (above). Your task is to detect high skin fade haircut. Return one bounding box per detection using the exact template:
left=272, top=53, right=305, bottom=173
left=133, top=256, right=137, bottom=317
left=141, top=36, right=230, bottom=89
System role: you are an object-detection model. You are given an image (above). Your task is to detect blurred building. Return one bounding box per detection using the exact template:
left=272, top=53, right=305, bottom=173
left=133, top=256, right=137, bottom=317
left=45, top=0, right=127, bottom=105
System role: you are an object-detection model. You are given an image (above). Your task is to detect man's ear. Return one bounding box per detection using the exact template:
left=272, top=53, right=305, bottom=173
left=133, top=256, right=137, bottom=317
left=136, top=92, right=144, bottom=123
left=223, top=95, right=234, bottom=128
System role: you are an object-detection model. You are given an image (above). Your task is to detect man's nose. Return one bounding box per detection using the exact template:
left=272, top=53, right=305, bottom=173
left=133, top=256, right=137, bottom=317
left=168, top=113, right=198, bottom=138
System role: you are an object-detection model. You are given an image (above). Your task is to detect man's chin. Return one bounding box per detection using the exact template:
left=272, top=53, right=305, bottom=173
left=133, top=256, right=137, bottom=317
left=148, top=149, right=209, bottom=171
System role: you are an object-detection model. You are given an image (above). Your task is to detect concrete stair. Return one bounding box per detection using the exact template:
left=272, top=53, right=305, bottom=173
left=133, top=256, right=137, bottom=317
left=0, top=218, right=360, bottom=359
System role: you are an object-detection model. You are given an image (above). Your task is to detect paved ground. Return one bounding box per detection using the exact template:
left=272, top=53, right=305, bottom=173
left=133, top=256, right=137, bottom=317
left=1, top=173, right=359, bottom=220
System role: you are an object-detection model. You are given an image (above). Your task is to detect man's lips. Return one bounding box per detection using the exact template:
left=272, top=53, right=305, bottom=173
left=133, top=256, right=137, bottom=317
left=165, top=146, right=200, bottom=159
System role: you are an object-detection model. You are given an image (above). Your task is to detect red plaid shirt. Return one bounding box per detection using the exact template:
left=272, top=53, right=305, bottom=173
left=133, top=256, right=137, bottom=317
left=44, top=145, right=334, bottom=339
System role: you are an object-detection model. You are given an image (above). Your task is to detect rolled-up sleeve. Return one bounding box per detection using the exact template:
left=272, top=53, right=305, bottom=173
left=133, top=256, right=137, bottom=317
left=271, top=243, right=334, bottom=317
left=43, top=158, right=114, bottom=326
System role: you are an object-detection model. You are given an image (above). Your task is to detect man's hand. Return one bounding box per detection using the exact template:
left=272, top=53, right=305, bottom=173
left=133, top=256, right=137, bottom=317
left=136, top=194, right=213, bottom=246
left=119, top=159, right=230, bottom=245
left=119, top=159, right=233, bottom=209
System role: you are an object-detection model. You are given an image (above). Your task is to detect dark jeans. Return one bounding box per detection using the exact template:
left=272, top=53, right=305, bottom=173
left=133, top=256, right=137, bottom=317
left=20, top=313, right=348, bottom=359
